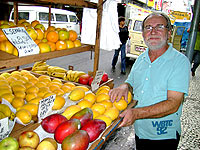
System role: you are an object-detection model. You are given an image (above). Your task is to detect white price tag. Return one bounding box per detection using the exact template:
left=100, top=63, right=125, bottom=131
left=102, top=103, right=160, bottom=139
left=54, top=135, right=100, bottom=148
left=38, top=95, right=56, bottom=122
left=0, top=117, right=9, bottom=141
left=91, top=70, right=104, bottom=91
left=2, top=27, right=40, bottom=57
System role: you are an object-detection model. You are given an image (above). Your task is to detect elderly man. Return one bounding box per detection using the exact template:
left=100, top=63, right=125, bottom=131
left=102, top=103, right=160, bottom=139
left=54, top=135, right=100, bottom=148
left=109, top=12, right=190, bottom=150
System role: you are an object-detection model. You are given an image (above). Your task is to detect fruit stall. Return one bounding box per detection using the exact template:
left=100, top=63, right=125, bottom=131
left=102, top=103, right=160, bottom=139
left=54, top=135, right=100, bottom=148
left=0, top=0, right=137, bottom=150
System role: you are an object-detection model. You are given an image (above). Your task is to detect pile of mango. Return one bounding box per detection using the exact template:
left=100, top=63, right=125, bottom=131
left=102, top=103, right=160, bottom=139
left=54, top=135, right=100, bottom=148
left=0, top=19, right=81, bottom=56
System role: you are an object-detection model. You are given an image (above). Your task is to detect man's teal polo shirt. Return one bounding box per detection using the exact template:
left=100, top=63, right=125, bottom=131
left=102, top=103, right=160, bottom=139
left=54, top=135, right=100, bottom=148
left=125, top=43, right=190, bottom=140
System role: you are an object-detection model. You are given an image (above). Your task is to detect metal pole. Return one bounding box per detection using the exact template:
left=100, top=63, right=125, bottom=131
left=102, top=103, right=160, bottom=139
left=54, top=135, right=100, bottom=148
left=185, top=0, right=200, bottom=63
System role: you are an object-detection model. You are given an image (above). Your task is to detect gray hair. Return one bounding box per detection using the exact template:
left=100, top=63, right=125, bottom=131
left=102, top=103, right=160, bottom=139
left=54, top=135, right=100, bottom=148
left=142, top=12, right=172, bottom=31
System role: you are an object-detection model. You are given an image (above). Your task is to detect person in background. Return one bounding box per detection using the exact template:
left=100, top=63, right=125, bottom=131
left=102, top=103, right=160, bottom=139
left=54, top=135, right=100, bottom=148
left=112, top=16, right=129, bottom=75
left=109, top=12, right=190, bottom=150
left=191, top=23, right=200, bottom=76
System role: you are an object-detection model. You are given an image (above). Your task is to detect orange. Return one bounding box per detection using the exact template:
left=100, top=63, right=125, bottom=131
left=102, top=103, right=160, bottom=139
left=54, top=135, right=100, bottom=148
left=41, top=38, right=48, bottom=42
left=1, top=93, right=14, bottom=103
left=0, top=40, right=15, bottom=54
left=43, top=31, right=48, bottom=39
left=61, top=85, right=72, bottom=93
left=26, top=27, right=37, bottom=40
left=34, top=39, right=41, bottom=45
left=22, top=21, right=31, bottom=28
left=62, top=105, right=81, bottom=120
left=47, top=26, right=56, bottom=32
left=14, top=91, right=26, bottom=99
left=11, top=97, right=25, bottom=109
left=92, top=109, right=100, bottom=119
left=96, top=93, right=110, bottom=103
left=83, top=92, right=96, bottom=104
left=28, top=97, right=42, bottom=105
left=74, top=40, right=81, bottom=47
left=38, top=42, right=51, bottom=53
left=16, top=109, right=32, bottom=124
left=26, top=86, right=39, bottom=94
left=113, top=99, right=128, bottom=111
left=34, top=24, right=45, bottom=32
left=104, top=107, right=119, bottom=121
left=18, top=103, right=38, bottom=116
left=25, top=93, right=38, bottom=102
left=31, top=20, right=40, bottom=28
left=100, top=100, right=113, bottom=109
left=18, top=19, right=27, bottom=24
left=46, top=31, right=59, bottom=43
left=69, top=30, right=77, bottom=42
left=91, top=103, right=106, bottom=115
left=66, top=40, right=74, bottom=49
left=35, top=28, right=44, bottom=40
left=52, top=95, right=65, bottom=110
left=47, top=41, right=56, bottom=51
left=96, top=115, right=112, bottom=127
left=0, top=29, right=7, bottom=42
left=78, top=99, right=93, bottom=109
left=55, top=40, right=67, bottom=50
left=35, top=81, right=46, bottom=88
left=58, top=30, right=69, bottom=40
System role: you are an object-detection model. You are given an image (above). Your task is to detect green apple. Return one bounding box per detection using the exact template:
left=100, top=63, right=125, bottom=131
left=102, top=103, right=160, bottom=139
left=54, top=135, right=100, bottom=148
left=58, top=30, right=69, bottom=40
left=0, top=136, right=19, bottom=150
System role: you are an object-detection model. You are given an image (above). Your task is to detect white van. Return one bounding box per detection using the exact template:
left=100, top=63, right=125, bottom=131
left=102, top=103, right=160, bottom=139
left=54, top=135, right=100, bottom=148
left=9, top=6, right=80, bottom=35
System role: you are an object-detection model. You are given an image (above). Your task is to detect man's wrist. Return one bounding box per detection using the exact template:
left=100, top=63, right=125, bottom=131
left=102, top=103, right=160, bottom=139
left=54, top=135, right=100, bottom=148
left=124, top=82, right=133, bottom=93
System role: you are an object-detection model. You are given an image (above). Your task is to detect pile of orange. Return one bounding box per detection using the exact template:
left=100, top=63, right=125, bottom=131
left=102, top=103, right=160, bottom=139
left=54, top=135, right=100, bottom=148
left=0, top=19, right=82, bottom=55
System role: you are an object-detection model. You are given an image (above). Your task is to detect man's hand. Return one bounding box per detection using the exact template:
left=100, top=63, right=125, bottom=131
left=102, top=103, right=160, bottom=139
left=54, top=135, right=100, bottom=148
left=118, top=108, right=137, bottom=127
left=109, top=83, right=129, bottom=102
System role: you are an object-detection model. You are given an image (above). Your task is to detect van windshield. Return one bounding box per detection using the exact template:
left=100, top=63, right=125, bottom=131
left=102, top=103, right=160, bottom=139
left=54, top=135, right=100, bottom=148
left=133, top=20, right=143, bottom=32
left=11, top=12, right=29, bottom=20
left=39, top=12, right=54, bottom=21
left=69, top=15, right=78, bottom=23
left=55, top=14, right=68, bottom=22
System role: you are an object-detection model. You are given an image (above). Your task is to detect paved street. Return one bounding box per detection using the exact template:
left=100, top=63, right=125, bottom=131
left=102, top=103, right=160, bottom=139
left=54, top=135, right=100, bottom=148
left=22, top=49, right=200, bottom=150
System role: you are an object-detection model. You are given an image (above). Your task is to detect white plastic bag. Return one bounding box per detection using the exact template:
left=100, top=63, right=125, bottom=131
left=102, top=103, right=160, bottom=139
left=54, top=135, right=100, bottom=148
left=126, top=39, right=131, bottom=53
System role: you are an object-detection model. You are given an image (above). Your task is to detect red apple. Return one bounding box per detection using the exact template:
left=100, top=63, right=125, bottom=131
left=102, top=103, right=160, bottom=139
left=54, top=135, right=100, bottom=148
left=88, top=76, right=93, bottom=86
left=18, top=131, right=40, bottom=149
left=61, top=130, right=89, bottom=150
left=41, top=114, right=67, bottom=133
left=79, top=74, right=90, bottom=85
left=101, top=73, right=108, bottom=82
left=81, top=119, right=106, bottom=142
left=54, top=119, right=81, bottom=144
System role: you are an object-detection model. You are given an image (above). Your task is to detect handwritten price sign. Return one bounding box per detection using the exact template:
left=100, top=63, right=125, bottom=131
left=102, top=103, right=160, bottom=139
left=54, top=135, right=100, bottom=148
left=91, top=70, right=104, bottom=91
left=2, top=27, right=40, bottom=57
left=0, top=117, right=9, bottom=141
left=38, top=95, right=56, bottom=122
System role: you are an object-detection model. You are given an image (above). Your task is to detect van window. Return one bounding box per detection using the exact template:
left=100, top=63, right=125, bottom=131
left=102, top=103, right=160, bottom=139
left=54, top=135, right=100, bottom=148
left=39, top=12, right=54, bottom=21
left=128, top=19, right=132, bottom=30
left=133, top=20, right=143, bottom=31
left=55, top=14, right=68, bottom=22
left=69, top=15, right=77, bottom=23
left=11, top=12, right=29, bottom=20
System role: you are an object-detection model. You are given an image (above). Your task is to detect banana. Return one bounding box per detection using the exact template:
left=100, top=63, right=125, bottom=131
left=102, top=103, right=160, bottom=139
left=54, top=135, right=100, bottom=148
left=67, top=70, right=73, bottom=81
left=74, top=71, right=86, bottom=82
left=0, top=111, right=6, bottom=119
left=9, top=112, right=15, bottom=121
left=48, top=66, right=67, bottom=73
left=32, top=61, right=47, bottom=68
left=70, top=71, right=77, bottom=81
left=32, top=65, right=49, bottom=71
left=51, top=72, right=66, bottom=79
left=32, top=71, right=48, bottom=75
left=0, top=104, right=12, bottom=118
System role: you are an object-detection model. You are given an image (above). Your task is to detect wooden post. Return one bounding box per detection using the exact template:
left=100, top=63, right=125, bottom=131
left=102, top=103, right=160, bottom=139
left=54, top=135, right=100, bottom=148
left=13, top=2, right=18, bottom=24
left=48, top=5, right=51, bottom=27
left=93, top=0, right=103, bottom=76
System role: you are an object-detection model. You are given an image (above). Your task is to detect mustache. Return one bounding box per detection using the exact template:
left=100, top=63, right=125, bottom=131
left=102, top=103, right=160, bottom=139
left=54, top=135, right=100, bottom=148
left=146, top=36, right=161, bottom=40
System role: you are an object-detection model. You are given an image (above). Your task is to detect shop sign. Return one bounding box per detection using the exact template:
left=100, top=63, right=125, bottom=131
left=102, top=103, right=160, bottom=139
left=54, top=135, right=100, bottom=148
left=91, top=70, right=104, bottom=91
left=0, top=117, right=9, bottom=140
left=2, top=27, right=40, bottom=57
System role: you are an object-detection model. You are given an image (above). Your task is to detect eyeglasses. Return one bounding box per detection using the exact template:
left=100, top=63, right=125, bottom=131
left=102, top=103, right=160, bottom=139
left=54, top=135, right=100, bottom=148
left=144, top=24, right=168, bottom=32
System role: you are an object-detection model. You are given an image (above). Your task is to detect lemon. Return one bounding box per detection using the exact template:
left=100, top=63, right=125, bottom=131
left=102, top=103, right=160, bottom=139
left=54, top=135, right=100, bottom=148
left=16, top=109, right=32, bottom=124
left=11, top=74, right=21, bottom=80
left=28, top=97, right=42, bottom=105
left=100, top=100, right=113, bottom=109
left=113, top=99, right=128, bottom=111
left=96, top=88, right=110, bottom=95
left=10, top=80, right=25, bottom=87
left=53, top=88, right=65, bottom=96
left=11, top=97, right=25, bottom=109
left=20, top=76, right=29, bottom=83
left=96, top=93, right=110, bottom=103
left=11, top=71, right=21, bottom=76
left=68, top=88, right=85, bottom=101
left=26, top=93, right=38, bottom=102
left=83, top=93, right=96, bottom=104
left=0, top=80, right=9, bottom=86
left=23, top=73, right=35, bottom=80
left=14, top=91, right=26, bottom=99
left=52, top=78, right=62, bottom=83
left=20, top=70, right=31, bottom=76
left=43, top=92, right=55, bottom=98
left=78, top=99, right=93, bottom=109
left=24, top=82, right=35, bottom=89
left=35, top=81, right=46, bottom=88
left=96, top=85, right=110, bottom=94
left=61, top=85, right=72, bottom=93
left=91, top=103, right=106, bottom=115
left=74, top=86, right=89, bottom=92
left=104, top=107, right=119, bottom=121
left=38, top=75, right=51, bottom=81
left=0, top=89, right=12, bottom=96
left=127, top=91, right=132, bottom=104
left=29, top=77, right=39, bottom=85
left=0, top=84, right=12, bottom=90
left=26, top=86, right=39, bottom=94
left=18, top=103, right=38, bottom=116
left=52, top=95, right=65, bottom=110
left=62, top=105, right=81, bottom=120
left=63, top=82, right=76, bottom=88
left=1, top=93, right=15, bottom=103
left=0, top=72, right=11, bottom=78
left=6, top=76, right=17, bottom=84
left=92, top=109, right=100, bottom=119
left=96, top=115, right=112, bottom=127
left=49, top=84, right=60, bottom=92
left=12, top=84, right=26, bottom=93
left=42, top=78, right=51, bottom=84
